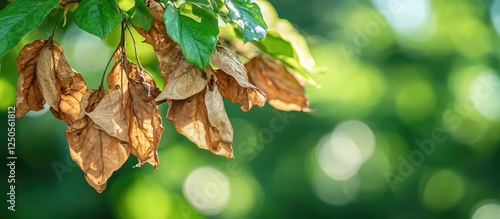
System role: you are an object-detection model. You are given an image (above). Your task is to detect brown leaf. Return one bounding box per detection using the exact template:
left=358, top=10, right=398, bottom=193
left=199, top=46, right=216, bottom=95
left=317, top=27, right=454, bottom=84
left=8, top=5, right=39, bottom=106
left=66, top=118, right=128, bottom=193
left=211, top=45, right=266, bottom=111
left=47, top=41, right=74, bottom=92
left=50, top=73, right=88, bottom=125
left=37, top=44, right=62, bottom=111
left=245, top=56, right=310, bottom=111
left=156, top=65, right=207, bottom=101
left=15, top=40, right=47, bottom=118
left=123, top=61, right=163, bottom=168
left=167, top=85, right=234, bottom=158
left=66, top=89, right=130, bottom=193
left=107, top=58, right=163, bottom=167
left=133, top=0, right=205, bottom=102
left=107, top=55, right=126, bottom=91
left=85, top=89, right=129, bottom=143
left=133, top=0, right=181, bottom=81
left=126, top=61, right=161, bottom=101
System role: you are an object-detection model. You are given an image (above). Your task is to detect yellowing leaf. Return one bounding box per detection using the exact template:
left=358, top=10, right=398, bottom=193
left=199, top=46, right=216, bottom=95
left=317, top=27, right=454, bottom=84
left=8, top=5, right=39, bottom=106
left=167, top=85, right=234, bottom=158
left=211, top=44, right=266, bottom=111
left=15, top=39, right=47, bottom=118
left=245, top=56, right=310, bottom=111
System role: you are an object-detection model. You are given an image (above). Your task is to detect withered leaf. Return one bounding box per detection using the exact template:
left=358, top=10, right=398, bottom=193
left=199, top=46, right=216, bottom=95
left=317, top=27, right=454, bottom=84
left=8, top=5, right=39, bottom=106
left=15, top=39, right=47, bottom=118
left=125, top=61, right=161, bottom=101
left=66, top=88, right=130, bottom=193
left=36, top=40, right=76, bottom=111
left=107, top=58, right=163, bottom=167
left=156, top=65, right=207, bottom=101
left=47, top=41, right=74, bottom=92
left=167, top=85, right=234, bottom=158
left=124, top=61, right=163, bottom=168
left=85, top=89, right=129, bottom=143
left=245, top=56, right=310, bottom=111
left=133, top=0, right=182, bottom=82
left=211, top=44, right=266, bottom=111
left=37, top=43, right=61, bottom=111
left=51, top=73, right=88, bottom=125
left=133, top=0, right=206, bottom=102
left=66, top=117, right=129, bottom=193
left=107, top=55, right=125, bottom=91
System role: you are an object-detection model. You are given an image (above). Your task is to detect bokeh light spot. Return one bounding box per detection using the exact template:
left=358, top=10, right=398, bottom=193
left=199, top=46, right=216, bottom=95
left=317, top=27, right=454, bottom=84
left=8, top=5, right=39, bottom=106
left=470, top=71, right=500, bottom=121
left=471, top=200, right=500, bottom=219
left=183, top=167, right=230, bottom=216
left=317, top=120, right=375, bottom=181
left=396, top=79, right=436, bottom=123
left=422, top=169, right=465, bottom=210
left=371, top=0, right=434, bottom=40
left=0, top=78, right=15, bottom=109
left=119, top=180, right=172, bottom=219
left=312, top=169, right=360, bottom=206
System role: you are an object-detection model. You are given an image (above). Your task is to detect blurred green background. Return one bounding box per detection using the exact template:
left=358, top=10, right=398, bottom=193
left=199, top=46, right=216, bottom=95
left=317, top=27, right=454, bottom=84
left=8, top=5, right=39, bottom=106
left=2, top=0, right=500, bottom=218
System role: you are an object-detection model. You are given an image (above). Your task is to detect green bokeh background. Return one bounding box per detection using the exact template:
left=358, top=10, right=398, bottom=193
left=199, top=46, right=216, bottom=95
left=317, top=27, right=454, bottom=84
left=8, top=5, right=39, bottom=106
left=1, top=0, right=500, bottom=218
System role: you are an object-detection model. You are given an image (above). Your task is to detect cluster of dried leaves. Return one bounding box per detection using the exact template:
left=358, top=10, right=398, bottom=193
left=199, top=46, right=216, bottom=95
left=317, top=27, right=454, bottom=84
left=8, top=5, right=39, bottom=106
left=15, top=1, right=310, bottom=192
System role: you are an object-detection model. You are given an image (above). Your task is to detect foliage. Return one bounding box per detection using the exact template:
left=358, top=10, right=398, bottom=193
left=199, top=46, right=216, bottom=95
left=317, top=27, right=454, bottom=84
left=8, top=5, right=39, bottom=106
left=0, top=0, right=317, bottom=192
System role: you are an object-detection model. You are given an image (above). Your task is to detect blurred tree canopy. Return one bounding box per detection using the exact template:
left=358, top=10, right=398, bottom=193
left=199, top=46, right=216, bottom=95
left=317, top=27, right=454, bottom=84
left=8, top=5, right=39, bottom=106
left=1, top=0, right=500, bottom=219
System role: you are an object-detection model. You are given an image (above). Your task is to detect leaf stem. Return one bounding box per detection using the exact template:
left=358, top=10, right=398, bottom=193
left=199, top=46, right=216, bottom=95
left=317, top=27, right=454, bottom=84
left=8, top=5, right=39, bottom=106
left=99, top=22, right=126, bottom=89
left=125, top=23, right=142, bottom=69
left=48, top=12, right=65, bottom=42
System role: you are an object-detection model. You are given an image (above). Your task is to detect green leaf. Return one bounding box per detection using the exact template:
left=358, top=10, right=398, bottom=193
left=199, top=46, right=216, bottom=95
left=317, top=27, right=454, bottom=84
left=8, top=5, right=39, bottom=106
left=255, top=31, right=318, bottom=86
left=0, top=0, right=59, bottom=59
left=225, top=0, right=267, bottom=42
left=74, top=0, right=124, bottom=38
left=165, top=2, right=219, bottom=70
left=254, top=31, right=296, bottom=59
left=127, top=0, right=154, bottom=31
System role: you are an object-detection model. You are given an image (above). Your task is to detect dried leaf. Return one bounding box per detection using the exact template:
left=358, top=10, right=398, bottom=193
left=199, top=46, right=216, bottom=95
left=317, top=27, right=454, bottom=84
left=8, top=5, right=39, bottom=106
left=124, top=61, right=163, bottom=168
left=107, top=58, right=163, bottom=167
left=211, top=45, right=266, bottom=111
left=66, top=116, right=129, bottom=193
left=51, top=73, right=88, bottom=125
left=126, top=61, right=161, bottom=101
left=107, top=56, right=126, bottom=90
left=37, top=43, right=62, bottom=111
left=15, top=39, right=47, bottom=118
left=167, top=85, right=234, bottom=158
left=156, top=65, right=207, bottom=101
left=85, top=89, right=129, bottom=143
left=134, top=0, right=206, bottom=102
left=133, top=0, right=182, bottom=81
left=245, top=56, right=310, bottom=111
left=47, top=41, right=74, bottom=92
left=66, top=88, right=130, bottom=193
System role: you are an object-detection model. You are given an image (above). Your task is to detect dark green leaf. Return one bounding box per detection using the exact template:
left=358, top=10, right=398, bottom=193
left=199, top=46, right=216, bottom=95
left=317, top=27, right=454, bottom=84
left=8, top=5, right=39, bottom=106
left=74, top=0, right=124, bottom=38
left=0, top=0, right=59, bottom=59
left=164, top=2, right=219, bottom=70
left=225, top=0, right=267, bottom=42
left=127, top=0, right=154, bottom=31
